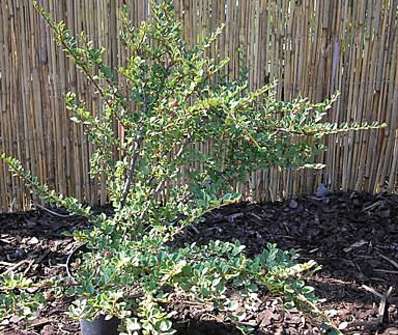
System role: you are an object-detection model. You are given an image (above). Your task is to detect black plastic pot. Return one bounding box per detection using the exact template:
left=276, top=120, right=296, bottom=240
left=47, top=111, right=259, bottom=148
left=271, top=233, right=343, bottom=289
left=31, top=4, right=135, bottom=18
left=66, top=243, right=88, bottom=283
left=80, top=316, right=121, bottom=335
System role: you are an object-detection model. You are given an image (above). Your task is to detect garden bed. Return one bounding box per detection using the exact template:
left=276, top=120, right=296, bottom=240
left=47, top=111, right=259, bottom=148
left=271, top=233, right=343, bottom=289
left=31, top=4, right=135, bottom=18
left=1, top=191, right=398, bottom=335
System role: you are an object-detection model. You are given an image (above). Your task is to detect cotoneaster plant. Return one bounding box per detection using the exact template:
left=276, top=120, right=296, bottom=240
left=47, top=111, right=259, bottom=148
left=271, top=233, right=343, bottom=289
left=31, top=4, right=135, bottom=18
left=0, top=0, right=383, bottom=334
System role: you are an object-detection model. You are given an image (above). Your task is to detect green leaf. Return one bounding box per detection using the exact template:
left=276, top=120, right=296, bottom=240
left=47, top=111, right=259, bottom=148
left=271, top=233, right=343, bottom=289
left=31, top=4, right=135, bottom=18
left=158, top=319, right=172, bottom=332
left=126, top=318, right=141, bottom=331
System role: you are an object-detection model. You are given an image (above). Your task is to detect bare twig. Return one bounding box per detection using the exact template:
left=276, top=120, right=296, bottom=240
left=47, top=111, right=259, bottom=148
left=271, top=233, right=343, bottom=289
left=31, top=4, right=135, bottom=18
left=361, top=285, right=394, bottom=325
left=378, top=253, right=398, bottom=270
left=361, top=200, right=383, bottom=213
left=35, top=204, right=76, bottom=218
left=374, top=269, right=398, bottom=274
left=378, top=287, right=393, bottom=324
left=29, top=319, right=51, bottom=329
left=361, top=284, right=384, bottom=299
left=23, top=260, right=35, bottom=276
left=2, top=259, right=31, bottom=275
left=0, top=237, right=14, bottom=244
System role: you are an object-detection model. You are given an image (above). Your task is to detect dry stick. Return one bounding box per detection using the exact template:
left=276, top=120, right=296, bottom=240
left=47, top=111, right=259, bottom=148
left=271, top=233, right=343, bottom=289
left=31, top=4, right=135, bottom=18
left=2, top=259, right=31, bottom=275
left=361, top=284, right=384, bottom=299
left=23, top=259, right=35, bottom=276
left=378, top=253, right=398, bottom=270
left=379, top=287, right=393, bottom=324
left=35, top=203, right=76, bottom=218
left=374, top=269, right=398, bottom=274
left=29, top=319, right=52, bottom=329
left=363, top=285, right=393, bottom=325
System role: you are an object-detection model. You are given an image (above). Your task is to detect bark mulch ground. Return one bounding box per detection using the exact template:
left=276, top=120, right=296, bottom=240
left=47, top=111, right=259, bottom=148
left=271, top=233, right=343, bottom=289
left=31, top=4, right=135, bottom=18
left=1, top=191, right=398, bottom=334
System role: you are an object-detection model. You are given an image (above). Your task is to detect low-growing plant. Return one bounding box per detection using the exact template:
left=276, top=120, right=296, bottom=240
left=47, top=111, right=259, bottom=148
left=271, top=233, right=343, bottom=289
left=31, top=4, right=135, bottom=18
left=0, top=272, right=45, bottom=323
left=0, top=0, right=382, bottom=333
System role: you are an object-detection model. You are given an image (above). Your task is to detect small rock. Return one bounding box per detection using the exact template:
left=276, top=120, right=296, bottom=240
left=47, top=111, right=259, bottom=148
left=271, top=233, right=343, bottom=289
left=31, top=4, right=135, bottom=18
left=338, top=321, right=348, bottom=330
left=28, top=237, right=40, bottom=245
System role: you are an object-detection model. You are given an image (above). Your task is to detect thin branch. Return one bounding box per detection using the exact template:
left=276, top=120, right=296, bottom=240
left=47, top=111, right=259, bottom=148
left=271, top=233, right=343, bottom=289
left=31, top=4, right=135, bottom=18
left=137, top=135, right=192, bottom=222
left=34, top=2, right=120, bottom=111
left=120, top=136, right=144, bottom=208
left=120, top=81, right=149, bottom=208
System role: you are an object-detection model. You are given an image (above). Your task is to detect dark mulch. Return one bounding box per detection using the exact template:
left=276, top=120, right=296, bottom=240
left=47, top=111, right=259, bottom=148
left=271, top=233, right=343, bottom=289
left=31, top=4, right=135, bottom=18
left=1, top=192, right=398, bottom=334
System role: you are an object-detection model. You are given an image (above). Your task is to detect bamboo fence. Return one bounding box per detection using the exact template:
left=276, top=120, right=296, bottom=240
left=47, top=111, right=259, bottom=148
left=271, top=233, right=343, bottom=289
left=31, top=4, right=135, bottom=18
left=0, top=0, right=397, bottom=212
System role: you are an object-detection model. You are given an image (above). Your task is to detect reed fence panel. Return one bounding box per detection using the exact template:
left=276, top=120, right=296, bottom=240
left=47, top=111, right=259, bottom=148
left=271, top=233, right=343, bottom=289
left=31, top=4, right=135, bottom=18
left=0, top=0, right=397, bottom=211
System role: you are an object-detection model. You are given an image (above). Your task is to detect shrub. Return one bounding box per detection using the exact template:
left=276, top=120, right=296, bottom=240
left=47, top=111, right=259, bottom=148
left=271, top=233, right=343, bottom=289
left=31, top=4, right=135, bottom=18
left=0, top=0, right=382, bottom=334
left=0, top=273, right=45, bottom=323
